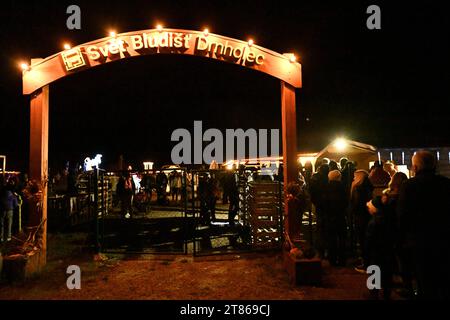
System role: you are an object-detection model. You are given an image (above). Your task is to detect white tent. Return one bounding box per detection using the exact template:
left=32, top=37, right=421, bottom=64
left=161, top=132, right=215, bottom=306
left=314, top=139, right=378, bottom=170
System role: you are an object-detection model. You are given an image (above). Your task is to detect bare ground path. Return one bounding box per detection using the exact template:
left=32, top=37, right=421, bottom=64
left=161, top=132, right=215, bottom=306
left=1, top=244, right=370, bottom=300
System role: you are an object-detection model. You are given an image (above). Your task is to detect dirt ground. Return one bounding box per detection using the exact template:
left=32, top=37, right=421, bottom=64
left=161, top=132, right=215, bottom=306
left=0, top=233, right=378, bottom=300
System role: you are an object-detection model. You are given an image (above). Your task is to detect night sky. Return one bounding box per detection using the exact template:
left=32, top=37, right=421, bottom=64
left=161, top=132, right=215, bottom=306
left=1, top=0, right=449, bottom=172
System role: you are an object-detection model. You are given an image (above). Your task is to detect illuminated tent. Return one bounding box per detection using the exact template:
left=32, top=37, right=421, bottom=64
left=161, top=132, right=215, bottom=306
left=314, top=139, right=378, bottom=170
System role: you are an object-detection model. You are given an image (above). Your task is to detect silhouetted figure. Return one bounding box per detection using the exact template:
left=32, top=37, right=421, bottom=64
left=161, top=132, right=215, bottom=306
left=350, top=170, right=374, bottom=266
left=369, top=161, right=391, bottom=197
left=329, top=160, right=339, bottom=172
left=156, top=171, right=168, bottom=205
left=227, top=169, right=239, bottom=225
left=169, top=170, right=182, bottom=202
left=341, top=161, right=356, bottom=198
left=1, top=178, right=18, bottom=242
left=198, top=173, right=219, bottom=225
left=339, top=157, right=349, bottom=171
left=324, top=170, right=348, bottom=266
left=206, top=174, right=219, bottom=223
left=366, top=172, right=407, bottom=300
left=309, top=164, right=329, bottom=257
left=141, top=173, right=154, bottom=203
left=397, top=151, right=450, bottom=299
left=198, top=173, right=208, bottom=225
left=303, top=161, right=313, bottom=187
left=117, top=172, right=135, bottom=218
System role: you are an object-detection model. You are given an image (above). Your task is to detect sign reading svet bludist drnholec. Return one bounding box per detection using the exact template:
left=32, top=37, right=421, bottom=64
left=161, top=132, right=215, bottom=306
left=22, top=29, right=301, bottom=94
left=61, top=30, right=265, bottom=72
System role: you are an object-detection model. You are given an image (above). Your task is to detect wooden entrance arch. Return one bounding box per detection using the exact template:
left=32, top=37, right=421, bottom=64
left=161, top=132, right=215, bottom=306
left=23, top=28, right=301, bottom=266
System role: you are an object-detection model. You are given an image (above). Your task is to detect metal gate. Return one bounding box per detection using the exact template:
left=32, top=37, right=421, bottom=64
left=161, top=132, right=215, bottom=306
left=92, top=166, right=283, bottom=256
left=189, top=168, right=284, bottom=256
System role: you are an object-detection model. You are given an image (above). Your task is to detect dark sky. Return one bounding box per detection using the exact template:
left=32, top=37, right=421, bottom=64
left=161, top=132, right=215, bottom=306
left=1, top=0, right=449, bottom=172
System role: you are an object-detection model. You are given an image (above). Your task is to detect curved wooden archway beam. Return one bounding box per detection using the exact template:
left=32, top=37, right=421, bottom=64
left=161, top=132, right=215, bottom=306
left=23, top=28, right=301, bottom=94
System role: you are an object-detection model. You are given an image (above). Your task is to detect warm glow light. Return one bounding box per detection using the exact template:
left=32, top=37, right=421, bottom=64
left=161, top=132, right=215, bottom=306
left=143, top=161, right=154, bottom=171
left=248, top=39, right=254, bottom=46
left=156, top=24, right=163, bottom=31
left=289, top=55, right=297, bottom=63
left=63, top=43, right=71, bottom=50
left=203, top=28, right=209, bottom=36
left=20, top=63, right=29, bottom=71
left=109, top=31, right=116, bottom=37
left=333, top=138, right=348, bottom=152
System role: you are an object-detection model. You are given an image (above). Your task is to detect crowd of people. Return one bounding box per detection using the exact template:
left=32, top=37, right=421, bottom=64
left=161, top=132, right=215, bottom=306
left=287, top=151, right=450, bottom=300
left=4, top=152, right=449, bottom=299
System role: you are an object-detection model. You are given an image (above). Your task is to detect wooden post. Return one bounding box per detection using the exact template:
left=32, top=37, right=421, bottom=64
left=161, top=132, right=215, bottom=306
left=281, top=81, right=297, bottom=235
left=29, top=82, right=49, bottom=268
left=281, top=82, right=297, bottom=186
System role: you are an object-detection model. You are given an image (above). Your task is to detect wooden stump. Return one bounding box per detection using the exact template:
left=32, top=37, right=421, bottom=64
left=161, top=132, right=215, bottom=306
left=1, top=249, right=45, bottom=282
left=283, top=249, right=322, bottom=286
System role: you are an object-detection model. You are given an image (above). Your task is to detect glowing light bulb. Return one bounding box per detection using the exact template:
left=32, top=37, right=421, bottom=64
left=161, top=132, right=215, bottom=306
left=248, top=39, right=254, bottom=46
left=156, top=24, right=163, bottom=32
left=334, top=138, right=347, bottom=151
left=63, top=43, right=71, bottom=50
left=20, top=63, right=29, bottom=71
left=289, top=55, right=297, bottom=63
left=109, top=31, right=116, bottom=37
left=203, top=28, right=209, bottom=36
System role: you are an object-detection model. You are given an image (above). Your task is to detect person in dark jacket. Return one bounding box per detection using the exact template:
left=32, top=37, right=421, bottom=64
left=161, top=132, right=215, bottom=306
left=303, top=161, right=313, bottom=187
left=339, top=157, right=349, bottom=171
left=1, top=178, right=19, bottom=242
left=397, top=151, right=450, bottom=300
left=341, top=161, right=356, bottom=199
left=156, top=171, right=168, bottom=205
left=366, top=172, right=408, bottom=300
left=117, top=172, right=136, bottom=218
left=309, top=164, right=329, bottom=257
left=198, top=173, right=219, bottom=225
left=324, top=170, right=348, bottom=266
left=206, top=173, right=219, bottom=223
left=350, top=170, right=374, bottom=267
left=227, top=168, right=239, bottom=226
